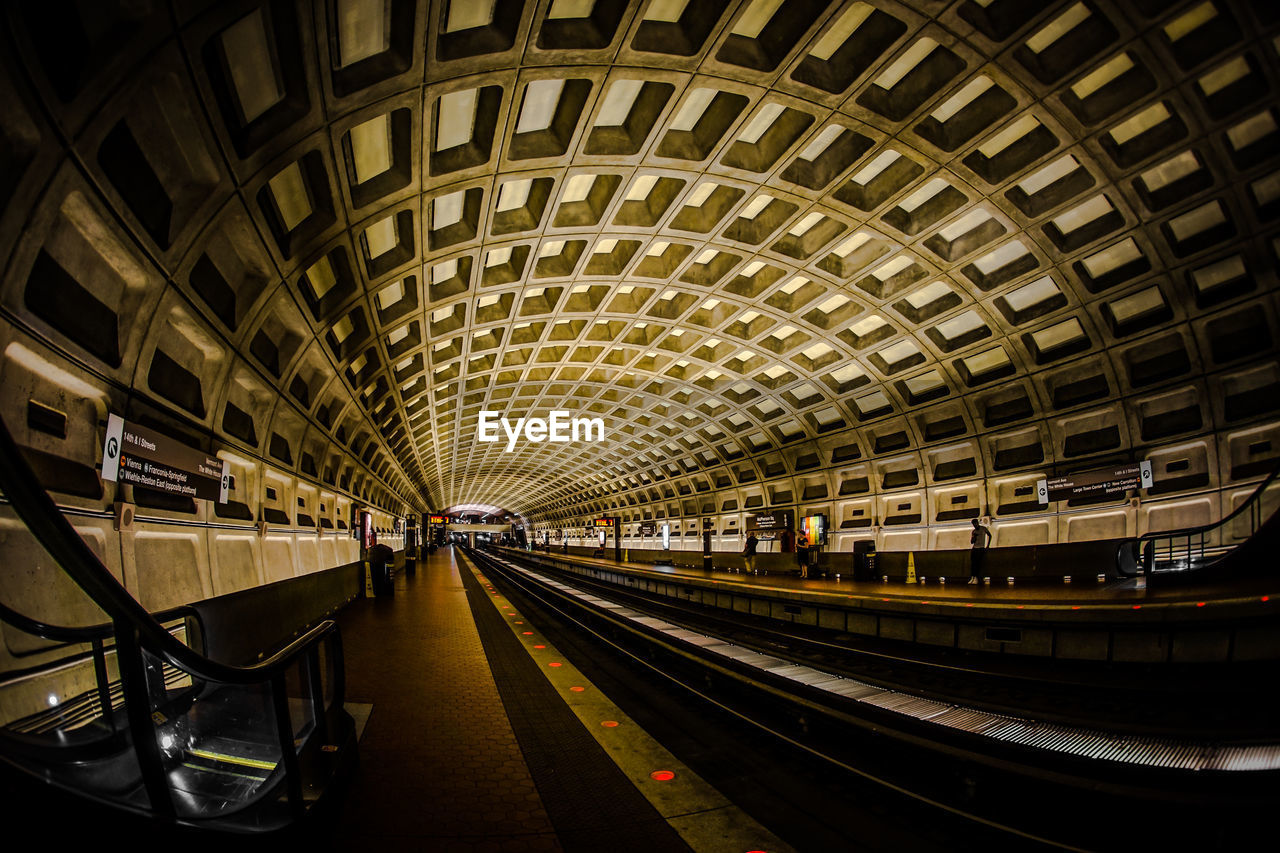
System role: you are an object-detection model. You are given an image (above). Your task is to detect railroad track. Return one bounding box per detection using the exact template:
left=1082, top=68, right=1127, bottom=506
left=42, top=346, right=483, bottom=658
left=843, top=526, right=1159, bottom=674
left=492, top=549, right=1280, bottom=740
left=466, top=546, right=1279, bottom=852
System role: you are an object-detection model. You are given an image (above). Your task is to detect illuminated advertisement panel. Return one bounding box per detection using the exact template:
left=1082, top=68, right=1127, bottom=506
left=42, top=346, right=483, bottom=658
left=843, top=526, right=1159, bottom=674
left=800, top=514, right=827, bottom=547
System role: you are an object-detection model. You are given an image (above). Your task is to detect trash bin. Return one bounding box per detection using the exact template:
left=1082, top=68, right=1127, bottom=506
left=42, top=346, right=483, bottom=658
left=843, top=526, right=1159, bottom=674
left=368, top=543, right=395, bottom=596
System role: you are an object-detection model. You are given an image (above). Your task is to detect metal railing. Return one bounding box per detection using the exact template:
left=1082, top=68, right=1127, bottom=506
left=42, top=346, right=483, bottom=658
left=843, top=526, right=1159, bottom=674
left=1116, top=459, right=1280, bottom=577
left=0, top=597, right=198, bottom=748
left=0, top=413, right=348, bottom=827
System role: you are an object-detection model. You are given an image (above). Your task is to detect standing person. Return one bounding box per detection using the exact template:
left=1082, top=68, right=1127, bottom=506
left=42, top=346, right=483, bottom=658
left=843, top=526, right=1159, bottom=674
left=968, top=518, right=991, bottom=584
left=795, top=530, right=810, bottom=579
left=368, top=542, right=395, bottom=596
left=742, top=532, right=759, bottom=574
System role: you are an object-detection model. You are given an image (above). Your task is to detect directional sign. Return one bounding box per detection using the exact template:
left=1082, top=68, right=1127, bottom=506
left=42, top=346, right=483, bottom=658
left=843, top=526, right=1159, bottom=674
left=638, top=521, right=656, bottom=536
left=1037, top=461, right=1153, bottom=504
left=101, top=414, right=229, bottom=503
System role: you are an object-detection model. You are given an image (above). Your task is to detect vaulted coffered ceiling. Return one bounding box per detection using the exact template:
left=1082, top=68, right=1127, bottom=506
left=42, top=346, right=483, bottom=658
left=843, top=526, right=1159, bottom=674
left=3, top=0, right=1277, bottom=523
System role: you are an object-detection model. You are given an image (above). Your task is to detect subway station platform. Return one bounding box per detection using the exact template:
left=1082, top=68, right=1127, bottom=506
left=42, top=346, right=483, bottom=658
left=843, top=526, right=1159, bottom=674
left=498, top=547, right=1280, bottom=666
left=332, top=547, right=789, bottom=852
left=522, top=548, right=1280, bottom=611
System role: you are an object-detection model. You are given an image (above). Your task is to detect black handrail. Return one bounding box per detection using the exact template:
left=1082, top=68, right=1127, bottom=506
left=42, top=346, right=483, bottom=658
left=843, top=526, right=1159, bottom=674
left=1116, top=457, right=1280, bottom=575
left=0, top=413, right=333, bottom=685
left=0, top=598, right=202, bottom=652
left=0, top=598, right=116, bottom=645
left=1139, top=458, right=1280, bottom=543
left=0, top=411, right=346, bottom=823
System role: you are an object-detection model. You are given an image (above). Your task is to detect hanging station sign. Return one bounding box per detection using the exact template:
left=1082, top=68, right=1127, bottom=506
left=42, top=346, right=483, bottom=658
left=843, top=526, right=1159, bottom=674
left=1037, top=461, right=1154, bottom=504
left=746, top=510, right=794, bottom=531
left=592, top=518, right=617, bottom=529
left=101, top=414, right=228, bottom=503
left=428, top=515, right=448, bottom=525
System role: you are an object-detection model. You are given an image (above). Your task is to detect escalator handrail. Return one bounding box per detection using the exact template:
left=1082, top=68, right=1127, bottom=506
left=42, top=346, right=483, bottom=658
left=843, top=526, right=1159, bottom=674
left=0, top=412, right=333, bottom=685
left=0, top=598, right=202, bottom=649
left=1115, top=457, right=1280, bottom=571
left=1139, top=458, right=1280, bottom=543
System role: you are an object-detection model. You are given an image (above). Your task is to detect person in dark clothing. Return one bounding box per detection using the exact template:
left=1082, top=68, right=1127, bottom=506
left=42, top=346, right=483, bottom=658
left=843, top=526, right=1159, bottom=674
left=368, top=542, right=395, bottom=595
left=742, top=532, right=759, bottom=574
left=795, top=531, right=810, bottom=579
left=968, top=519, right=990, bottom=584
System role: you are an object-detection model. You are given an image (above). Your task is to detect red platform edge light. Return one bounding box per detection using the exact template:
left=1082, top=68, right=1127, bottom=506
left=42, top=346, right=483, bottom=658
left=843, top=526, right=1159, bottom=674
left=521, top=631, right=533, bottom=635
left=649, top=770, right=675, bottom=782
left=570, top=686, right=585, bottom=692
left=534, top=644, right=546, bottom=649
left=548, top=662, right=562, bottom=667
left=601, top=720, right=619, bottom=728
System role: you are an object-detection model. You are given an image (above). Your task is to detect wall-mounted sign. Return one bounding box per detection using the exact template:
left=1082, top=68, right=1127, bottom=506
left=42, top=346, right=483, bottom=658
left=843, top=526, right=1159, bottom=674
left=746, top=510, right=794, bottom=531
left=1037, top=461, right=1154, bottom=504
left=638, top=521, right=656, bottom=536
left=101, top=414, right=228, bottom=503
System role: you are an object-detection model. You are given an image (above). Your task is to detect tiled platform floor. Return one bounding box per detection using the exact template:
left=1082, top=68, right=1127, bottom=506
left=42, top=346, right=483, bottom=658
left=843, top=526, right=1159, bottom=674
left=334, top=548, right=560, bottom=852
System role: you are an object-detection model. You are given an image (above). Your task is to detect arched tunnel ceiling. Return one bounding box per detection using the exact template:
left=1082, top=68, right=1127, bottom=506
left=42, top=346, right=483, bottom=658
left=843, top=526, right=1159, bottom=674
left=2, top=0, right=1278, bottom=523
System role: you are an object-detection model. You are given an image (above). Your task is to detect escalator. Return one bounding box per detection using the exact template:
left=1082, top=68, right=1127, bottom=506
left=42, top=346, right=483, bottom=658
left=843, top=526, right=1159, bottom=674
left=1117, top=459, right=1280, bottom=582
left=0, top=414, right=356, bottom=837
